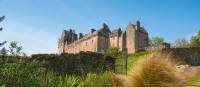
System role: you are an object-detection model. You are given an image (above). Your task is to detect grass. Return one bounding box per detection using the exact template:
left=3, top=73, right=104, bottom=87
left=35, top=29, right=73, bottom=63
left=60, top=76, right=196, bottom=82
left=114, top=53, right=185, bottom=87
left=115, top=51, right=153, bottom=73
left=127, top=51, right=153, bottom=70
left=187, top=69, right=200, bottom=86
left=80, top=71, right=113, bottom=87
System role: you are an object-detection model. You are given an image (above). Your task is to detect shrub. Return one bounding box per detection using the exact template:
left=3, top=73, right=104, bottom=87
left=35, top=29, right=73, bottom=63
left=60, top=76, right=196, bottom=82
left=0, top=56, right=45, bottom=87
left=81, top=71, right=113, bottom=87
left=54, top=74, right=80, bottom=87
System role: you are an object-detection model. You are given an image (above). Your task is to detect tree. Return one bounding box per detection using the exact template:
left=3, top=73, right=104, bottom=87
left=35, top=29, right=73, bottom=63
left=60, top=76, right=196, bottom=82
left=150, top=36, right=164, bottom=46
left=190, top=29, right=200, bottom=47
left=173, top=38, right=190, bottom=48
left=0, top=16, right=6, bottom=47
left=0, top=47, right=7, bottom=56
left=104, top=47, right=122, bottom=58
left=8, top=41, right=25, bottom=56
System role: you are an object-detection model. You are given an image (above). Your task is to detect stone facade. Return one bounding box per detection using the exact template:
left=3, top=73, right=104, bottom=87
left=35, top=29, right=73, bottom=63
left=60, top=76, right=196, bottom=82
left=58, top=21, right=149, bottom=54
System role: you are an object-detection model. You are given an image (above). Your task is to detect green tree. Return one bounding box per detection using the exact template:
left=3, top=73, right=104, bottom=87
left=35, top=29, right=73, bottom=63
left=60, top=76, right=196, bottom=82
left=8, top=41, right=25, bottom=56
left=173, top=38, right=190, bottom=48
left=0, top=47, right=7, bottom=56
left=150, top=36, right=164, bottom=46
left=104, top=47, right=122, bottom=58
left=191, top=29, right=200, bottom=47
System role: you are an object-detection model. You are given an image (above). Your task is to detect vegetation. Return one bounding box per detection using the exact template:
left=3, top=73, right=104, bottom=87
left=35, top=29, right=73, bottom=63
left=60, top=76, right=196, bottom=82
left=81, top=72, right=113, bottom=87
left=173, top=38, right=190, bottom=48
left=149, top=36, right=164, bottom=46
left=191, top=29, right=200, bottom=47
left=0, top=31, right=200, bottom=87
left=172, top=29, right=200, bottom=48
left=114, top=53, right=185, bottom=87
left=187, top=69, right=200, bottom=86
left=127, top=51, right=152, bottom=70
left=0, top=16, right=6, bottom=54
left=104, top=47, right=122, bottom=58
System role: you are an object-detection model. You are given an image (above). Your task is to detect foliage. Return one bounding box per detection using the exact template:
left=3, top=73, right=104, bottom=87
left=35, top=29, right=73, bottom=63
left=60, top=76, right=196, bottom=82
left=55, top=75, right=80, bottom=87
left=0, top=16, right=6, bottom=47
left=127, top=51, right=152, bottom=70
left=8, top=41, right=25, bottom=56
left=150, top=36, right=164, bottom=46
left=163, top=48, right=200, bottom=66
left=187, top=69, right=200, bottom=86
left=173, top=38, right=190, bottom=48
left=81, top=71, right=113, bottom=87
left=190, top=29, right=200, bottom=47
left=32, top=52, right=115, bottom=76
left=115, top=53, right=185, bottom=87
left=42, top=72, right=81, bottom=87
left=0, top=57, right=45, bottom=87
left=0, top=47, right=7, bottom=56
left=104, top=47, right=123, bottom=58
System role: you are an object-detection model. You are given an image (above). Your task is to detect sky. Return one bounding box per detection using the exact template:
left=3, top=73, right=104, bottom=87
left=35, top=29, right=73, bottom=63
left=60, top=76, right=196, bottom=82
left=0, top=0, right=200, bottom=55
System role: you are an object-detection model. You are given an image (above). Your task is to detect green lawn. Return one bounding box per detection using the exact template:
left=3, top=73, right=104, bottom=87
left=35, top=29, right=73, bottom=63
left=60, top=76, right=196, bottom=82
left=127, top=51, right=153, bottom=70
left=115, top=51, right=153, bottom=73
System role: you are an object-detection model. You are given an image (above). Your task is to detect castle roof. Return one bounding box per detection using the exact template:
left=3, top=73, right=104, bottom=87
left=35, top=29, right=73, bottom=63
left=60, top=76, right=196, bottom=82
left=127, top=21, right=148, bottom=34
left=110, top=28, right=122, bottom=37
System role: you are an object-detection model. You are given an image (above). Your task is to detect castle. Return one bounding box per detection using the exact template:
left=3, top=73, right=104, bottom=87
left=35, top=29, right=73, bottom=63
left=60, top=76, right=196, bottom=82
left=58, top=21, right=149, bottom=54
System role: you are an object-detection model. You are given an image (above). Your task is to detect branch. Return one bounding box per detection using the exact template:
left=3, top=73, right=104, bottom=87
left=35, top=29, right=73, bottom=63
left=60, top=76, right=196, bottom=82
left=0, top=16, right=5, bottom=23
left=0, top=41, right=7, bottom=47
left=0, top=27, right=2, bottom=31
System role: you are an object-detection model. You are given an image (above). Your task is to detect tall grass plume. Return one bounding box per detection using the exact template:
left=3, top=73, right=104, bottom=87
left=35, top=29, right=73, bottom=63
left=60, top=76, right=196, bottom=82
left=113, top=52, right=185, bottom=87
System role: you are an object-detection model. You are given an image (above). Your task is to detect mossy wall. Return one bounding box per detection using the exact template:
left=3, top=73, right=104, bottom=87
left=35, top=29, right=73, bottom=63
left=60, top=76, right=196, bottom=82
left=31, top=51, right=115, bottom=76
left=162, top=47, right=200, bottom=66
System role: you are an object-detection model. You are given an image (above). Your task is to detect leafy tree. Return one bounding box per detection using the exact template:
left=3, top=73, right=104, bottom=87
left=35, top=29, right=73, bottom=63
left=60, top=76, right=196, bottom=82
left=173, top=38, right=190, bottom=48
left=150, top=36, right=164, bottom=46
left=191, top=29, right=200, bottom=47
left=8, top=41, right=25, bottom=56
left=104, top=47, right=122, bottom=58
left=0, top=47, right=7, bottom=56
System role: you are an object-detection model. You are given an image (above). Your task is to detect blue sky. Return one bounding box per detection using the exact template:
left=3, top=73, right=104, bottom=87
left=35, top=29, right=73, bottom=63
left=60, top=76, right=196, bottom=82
left=0, top=0, right=200, bottom=55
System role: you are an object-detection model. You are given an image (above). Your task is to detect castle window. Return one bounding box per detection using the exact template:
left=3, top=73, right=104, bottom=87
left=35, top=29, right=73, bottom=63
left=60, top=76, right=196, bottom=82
left=85, top=42, right=87, bottom=46
left=91, top=40, right=93, bottom=44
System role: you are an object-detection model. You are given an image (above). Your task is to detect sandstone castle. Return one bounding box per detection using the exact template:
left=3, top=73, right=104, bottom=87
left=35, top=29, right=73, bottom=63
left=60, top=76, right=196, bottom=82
left=58, top=21, right=149, bottom=54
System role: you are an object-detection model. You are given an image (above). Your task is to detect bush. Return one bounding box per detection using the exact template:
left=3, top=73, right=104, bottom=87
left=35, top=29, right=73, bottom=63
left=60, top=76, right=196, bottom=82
left=32, top=52, right=115, bottom=76
left=0, top=56, right=45, bottom=87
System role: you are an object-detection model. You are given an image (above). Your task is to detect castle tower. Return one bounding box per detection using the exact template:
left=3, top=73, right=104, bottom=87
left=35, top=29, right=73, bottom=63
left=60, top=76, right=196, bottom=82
left=58, top=30, right=67, bottom=54
left=97, top=23, right=111, bottom=53
left=125, top=21, right=148, bottom=53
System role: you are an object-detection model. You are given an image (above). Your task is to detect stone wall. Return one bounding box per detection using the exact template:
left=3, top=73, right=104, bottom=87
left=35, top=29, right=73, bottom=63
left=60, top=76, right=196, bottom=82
left=162, top=47, right=200, bottom=66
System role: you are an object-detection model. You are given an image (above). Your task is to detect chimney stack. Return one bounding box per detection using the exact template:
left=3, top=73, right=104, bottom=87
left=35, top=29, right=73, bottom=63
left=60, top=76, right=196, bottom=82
left=91, top=29, right=96, bottom=33
left=79, top=33, right=83, bottom=39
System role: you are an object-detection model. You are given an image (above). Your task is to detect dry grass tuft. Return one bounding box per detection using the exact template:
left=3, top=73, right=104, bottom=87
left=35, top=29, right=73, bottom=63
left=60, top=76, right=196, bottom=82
left=113, top=52, right=186, bottom=87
